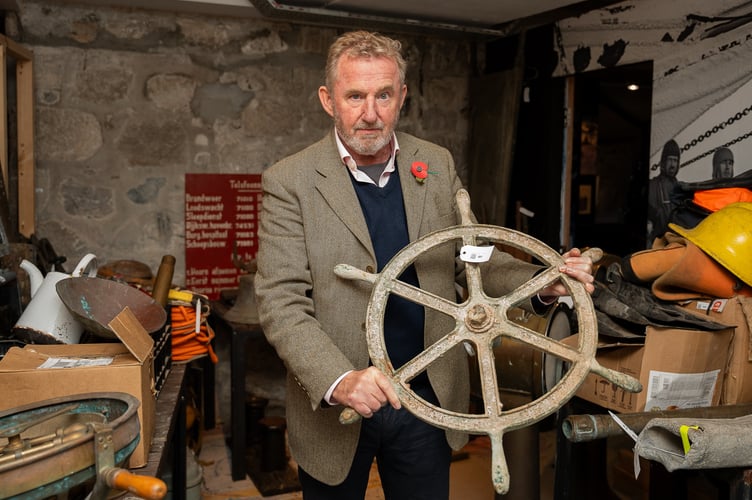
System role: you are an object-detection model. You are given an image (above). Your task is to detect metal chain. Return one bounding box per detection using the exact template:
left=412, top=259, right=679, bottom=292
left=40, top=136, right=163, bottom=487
left=678, top=129, right=752, bottom=169
left=650, top=104, right=752, bottom=171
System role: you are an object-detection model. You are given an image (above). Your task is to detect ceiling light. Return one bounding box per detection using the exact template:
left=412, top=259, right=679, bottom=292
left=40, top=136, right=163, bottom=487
left=627, top=83, right=640, bottom=91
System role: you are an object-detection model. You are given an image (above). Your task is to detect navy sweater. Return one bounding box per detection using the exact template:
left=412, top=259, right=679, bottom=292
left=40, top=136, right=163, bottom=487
left=350, top=168, right=429, bottom=389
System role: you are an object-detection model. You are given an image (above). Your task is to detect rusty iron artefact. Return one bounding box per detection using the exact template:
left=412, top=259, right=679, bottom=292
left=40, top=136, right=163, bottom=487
left=563, top=403, right=752, bottom=443
left=335, top=188, right=642, bottom=495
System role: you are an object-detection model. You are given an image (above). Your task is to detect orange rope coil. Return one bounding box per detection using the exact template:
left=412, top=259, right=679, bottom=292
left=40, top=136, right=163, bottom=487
left=169, top=294, right=218, bottom=364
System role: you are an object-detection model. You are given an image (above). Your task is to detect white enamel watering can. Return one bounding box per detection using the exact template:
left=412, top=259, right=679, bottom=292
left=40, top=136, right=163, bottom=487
left=13, top=253, right=98, bottom=344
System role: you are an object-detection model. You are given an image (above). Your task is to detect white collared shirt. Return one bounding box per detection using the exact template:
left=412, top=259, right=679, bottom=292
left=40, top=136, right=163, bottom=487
left=335, top=131, right=400, bottom=188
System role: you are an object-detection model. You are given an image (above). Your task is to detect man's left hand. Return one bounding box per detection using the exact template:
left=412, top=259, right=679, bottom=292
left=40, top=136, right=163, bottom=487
left=540, top=247, right=595, bottom=297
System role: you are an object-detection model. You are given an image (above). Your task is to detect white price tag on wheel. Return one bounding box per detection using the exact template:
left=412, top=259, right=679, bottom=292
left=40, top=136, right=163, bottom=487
left=460, top=245, right=494, bottom=263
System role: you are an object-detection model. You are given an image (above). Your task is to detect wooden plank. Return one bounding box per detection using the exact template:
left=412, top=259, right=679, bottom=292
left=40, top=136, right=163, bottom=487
left=561, top=75, right=575, bottom=250
left=0, top=36, right=34, bottom=239
left=0, top=33, right=33, bottom=61
left=16, top=57, right=34, bottom=238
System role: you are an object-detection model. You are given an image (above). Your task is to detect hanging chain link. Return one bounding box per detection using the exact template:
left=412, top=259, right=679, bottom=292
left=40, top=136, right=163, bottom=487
left=678, top=129, right=752, bottom=169
left=650, top=104, right=752, bottom=171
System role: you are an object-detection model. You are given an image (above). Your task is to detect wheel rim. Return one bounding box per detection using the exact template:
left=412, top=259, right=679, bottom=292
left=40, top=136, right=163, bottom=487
left=365, top=223, right=598, bottom=435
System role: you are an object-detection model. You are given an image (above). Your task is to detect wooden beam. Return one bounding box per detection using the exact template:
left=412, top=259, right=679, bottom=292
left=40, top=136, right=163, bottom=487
left=0, top=44, right=6, bottom=200
left=561, top=75, right=575, bottom=250
left=17, top=57, right=34, bottom=238
left=494, top=0, right=626, bottom=36
left=0, top=35, right=35, bottom=239
left=0, top=33, right=32, bottom=61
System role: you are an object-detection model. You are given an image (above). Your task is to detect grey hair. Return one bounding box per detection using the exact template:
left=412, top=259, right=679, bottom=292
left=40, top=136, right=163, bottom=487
left=324, top=31, right=407, bottom=89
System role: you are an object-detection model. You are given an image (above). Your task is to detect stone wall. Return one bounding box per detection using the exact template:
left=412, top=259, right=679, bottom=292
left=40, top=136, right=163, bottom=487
left=11, top=0, right=475, bottom=284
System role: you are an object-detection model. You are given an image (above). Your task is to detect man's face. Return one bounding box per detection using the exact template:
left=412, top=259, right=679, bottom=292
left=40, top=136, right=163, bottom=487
left=319, top=55, right=406, bottom=163
left=663, top=155, right=679, bottom=177
left=717, top=159, right=734, bottom=178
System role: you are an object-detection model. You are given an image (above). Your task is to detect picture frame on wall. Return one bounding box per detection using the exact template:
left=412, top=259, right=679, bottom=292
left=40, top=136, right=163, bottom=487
left=578, top=175, right=596, bottom=215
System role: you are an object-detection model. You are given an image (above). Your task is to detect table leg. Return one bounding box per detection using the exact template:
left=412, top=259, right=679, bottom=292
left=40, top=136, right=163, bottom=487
left=201, top=355, right=216, bottom=430
left=231, top=327, right=248, bottom=481
left=173, top=393, right=187, bottom=500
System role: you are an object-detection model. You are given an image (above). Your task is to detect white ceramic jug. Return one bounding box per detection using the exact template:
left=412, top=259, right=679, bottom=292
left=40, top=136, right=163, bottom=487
left=13, top=253, right=98, bottom=344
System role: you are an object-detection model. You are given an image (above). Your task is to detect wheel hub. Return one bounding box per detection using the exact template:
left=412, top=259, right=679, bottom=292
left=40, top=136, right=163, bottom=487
left=466, top=303, right=495, bottom=332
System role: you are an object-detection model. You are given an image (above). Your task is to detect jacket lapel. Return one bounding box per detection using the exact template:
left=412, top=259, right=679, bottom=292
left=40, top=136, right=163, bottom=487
left=313, top=134, right=374, bottom=255
left=313, top=132, right=428, bottom=254
left=397, top=136, right=427, bottom=242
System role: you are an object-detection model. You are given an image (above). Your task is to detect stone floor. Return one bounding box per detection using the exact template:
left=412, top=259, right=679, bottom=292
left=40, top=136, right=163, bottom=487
left=204, top=309, right=564, bottom=500
left=193, top=413, right=685, bottom=500
left=202, top=302, right=651, bottom=500
left=197, top=422, right=555, bottom=500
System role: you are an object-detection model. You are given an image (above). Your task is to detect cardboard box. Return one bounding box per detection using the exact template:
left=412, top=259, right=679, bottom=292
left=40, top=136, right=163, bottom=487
left=569, top=326, right=733, bottom=412
left=682, top=296, right=752, bottom=405
left=0, top=308, right=155, bottom=467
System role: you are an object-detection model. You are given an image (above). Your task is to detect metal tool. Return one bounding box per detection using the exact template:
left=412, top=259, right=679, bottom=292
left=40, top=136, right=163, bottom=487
left=335, top=188, right=642, bottom=495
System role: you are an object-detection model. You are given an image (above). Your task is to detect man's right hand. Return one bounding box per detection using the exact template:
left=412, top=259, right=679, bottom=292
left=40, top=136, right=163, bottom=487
left=331, top=366, right=401, bottom=418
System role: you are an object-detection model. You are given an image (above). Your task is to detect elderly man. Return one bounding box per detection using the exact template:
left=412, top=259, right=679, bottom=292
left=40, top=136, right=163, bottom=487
left=254, top=30, right=595, bottom=499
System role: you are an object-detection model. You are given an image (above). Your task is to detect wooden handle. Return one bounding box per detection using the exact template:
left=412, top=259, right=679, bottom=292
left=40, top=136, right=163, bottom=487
left=339, top=407, right=362, bottom=425
left=582, top=247, right=603, bottom=263
left=151, top=254, right=176, bottom=307
left=105, top=468, right=168, bottom=500
left=333, top=264, right=377, bottom=284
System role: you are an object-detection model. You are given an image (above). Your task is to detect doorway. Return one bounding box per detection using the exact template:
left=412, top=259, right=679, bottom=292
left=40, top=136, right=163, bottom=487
left=569, top=61, right=653, bottom=256
left=509, top=59, right=652, bottom=257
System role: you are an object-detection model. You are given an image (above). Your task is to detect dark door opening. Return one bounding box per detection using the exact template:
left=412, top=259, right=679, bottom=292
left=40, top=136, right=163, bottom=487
left=499, top=26, right=652, bottom=258
left=569, top=62, right=653, bottom=256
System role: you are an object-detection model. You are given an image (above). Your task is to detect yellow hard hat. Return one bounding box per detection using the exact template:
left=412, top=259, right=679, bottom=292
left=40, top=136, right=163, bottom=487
left=669, top=202, right=752, bottom=287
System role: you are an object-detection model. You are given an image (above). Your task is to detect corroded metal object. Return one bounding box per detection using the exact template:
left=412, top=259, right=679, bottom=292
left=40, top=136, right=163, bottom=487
left=0, top=393, right=143, bottom=499
left=563, top=403, right=752, bottom=443
left=335, top=188, right=642, bottom=495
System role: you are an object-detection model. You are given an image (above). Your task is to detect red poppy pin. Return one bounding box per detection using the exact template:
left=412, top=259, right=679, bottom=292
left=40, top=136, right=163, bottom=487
left=411, top=161, right=429, bottom=184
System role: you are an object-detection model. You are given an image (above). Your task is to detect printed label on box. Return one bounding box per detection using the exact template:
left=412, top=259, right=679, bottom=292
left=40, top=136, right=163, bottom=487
left=644, top=369, right=719, bottom=411
left=38, top=357, right=114, bottom=369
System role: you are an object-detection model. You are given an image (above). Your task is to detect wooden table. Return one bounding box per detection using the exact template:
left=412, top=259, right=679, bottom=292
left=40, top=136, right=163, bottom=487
left=124, top=363, right=188, bottom=500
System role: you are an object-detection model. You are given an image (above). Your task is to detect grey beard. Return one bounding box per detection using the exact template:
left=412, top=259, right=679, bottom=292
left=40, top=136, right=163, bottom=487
left=343, top=131, right=391, bottom=156
left=334, top=110, right=397, bottom=158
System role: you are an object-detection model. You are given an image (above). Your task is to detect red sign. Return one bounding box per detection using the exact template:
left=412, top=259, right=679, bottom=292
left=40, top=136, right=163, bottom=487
left=184, top=173, right=262, bottom=300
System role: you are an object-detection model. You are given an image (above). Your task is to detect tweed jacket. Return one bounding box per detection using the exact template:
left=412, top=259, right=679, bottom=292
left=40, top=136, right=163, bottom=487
left=254, top=130, right=541, bottom=485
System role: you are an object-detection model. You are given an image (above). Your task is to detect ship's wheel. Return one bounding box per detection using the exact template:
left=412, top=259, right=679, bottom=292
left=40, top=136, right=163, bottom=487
left=335, top=188, right=641, bottom=494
